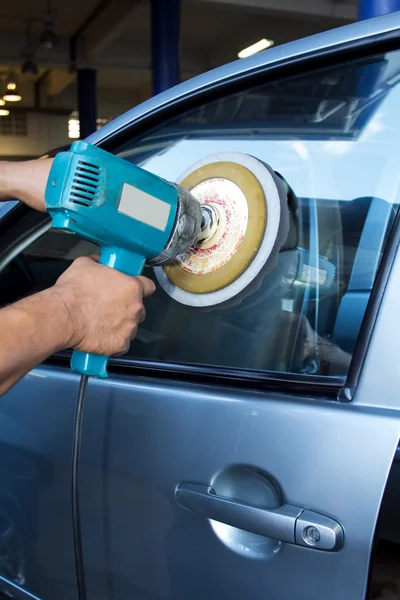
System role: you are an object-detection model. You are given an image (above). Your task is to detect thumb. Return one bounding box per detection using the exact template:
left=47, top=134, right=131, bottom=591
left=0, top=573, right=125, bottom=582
left=137, top=276, right=156, bottom=297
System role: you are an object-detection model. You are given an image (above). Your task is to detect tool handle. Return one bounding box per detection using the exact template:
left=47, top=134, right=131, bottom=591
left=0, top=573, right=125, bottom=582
left=70, top=246, right=146, bottom=378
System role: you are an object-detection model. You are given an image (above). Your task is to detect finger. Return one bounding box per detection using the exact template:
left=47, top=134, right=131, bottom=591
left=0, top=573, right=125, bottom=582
left=137, top=276, right=156, bottom=297
left=88, top=253, right=100, bottom=262
left=129, top=323, right=139, bottom=340
left=138, top=305, right=146, bottom=324
left=113, top=342, right=131, bottom=357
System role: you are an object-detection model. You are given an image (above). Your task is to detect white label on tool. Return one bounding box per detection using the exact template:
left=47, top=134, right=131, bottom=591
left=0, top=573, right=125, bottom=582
left=118, top=183, right=171, bottom=231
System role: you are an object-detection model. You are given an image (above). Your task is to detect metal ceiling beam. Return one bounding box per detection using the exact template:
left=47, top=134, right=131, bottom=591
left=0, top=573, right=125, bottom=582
left=70, top=0, right=143, bottom=69
left=194, top=0, right=356, bottom=20
left=5, top=105, right=72, bottom=116
left=83, top=0, right=143, bottom=59
left=45, top=70, right=75, bottom=97
left=70, top=0, right=111, bottom=70
left=34, top=69, right=51, bottom=108
left=0, top=54, right=200, bottom=79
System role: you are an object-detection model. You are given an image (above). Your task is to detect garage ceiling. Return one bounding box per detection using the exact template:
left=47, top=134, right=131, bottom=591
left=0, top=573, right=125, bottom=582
left=0, top=0, right=356, bottom=114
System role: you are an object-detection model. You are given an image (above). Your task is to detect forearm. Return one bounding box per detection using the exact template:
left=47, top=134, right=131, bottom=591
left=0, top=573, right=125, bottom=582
left=0, top=159, right=52, bottom=211
left=0, top=288, right=71, bottom=396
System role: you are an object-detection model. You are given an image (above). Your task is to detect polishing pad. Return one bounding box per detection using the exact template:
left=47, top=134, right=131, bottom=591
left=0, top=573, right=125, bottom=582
left=154, top=152, right=289, bottom=308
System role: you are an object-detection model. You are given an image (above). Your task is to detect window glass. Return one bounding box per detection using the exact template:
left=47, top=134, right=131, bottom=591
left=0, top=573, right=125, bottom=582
left=1, top=51, right=400, bottom=378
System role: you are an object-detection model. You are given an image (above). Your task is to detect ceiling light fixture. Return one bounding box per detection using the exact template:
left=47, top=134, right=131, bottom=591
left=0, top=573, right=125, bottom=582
left=3, top=91, right=22, bottom=102
left=4, top=72, right=21, bottom=101
left=21, top=58, right=39, bottom=76
left=0, top=99, right=5, bottom=106
left=238, top=38, right=274, bottom=59
left=5, top=73, right=18, bottom=90
left=40, top=0, right=59, bottom=49
left=68, top=112, right=80, bottom=139
left=40, top=27, right=59, bottom=49
left=22, top=21, right=39, bottom=75
left=0, top=109, right=10, bottom=116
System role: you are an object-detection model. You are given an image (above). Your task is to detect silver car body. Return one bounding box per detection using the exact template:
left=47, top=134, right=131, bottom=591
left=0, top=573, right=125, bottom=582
left=0, top=12, right=400, bottom=600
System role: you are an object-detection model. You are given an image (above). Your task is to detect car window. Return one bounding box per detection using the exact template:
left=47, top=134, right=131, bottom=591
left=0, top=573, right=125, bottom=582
left=1, top=50, right=400, bottom=379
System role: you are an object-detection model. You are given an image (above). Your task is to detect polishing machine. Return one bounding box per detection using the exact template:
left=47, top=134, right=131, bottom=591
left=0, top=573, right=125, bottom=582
left=46, top=140, right=205, bottom=378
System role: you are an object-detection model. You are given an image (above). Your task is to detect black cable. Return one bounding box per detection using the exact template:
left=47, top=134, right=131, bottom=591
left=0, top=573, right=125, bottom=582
left=71, top=374, right=88, bottom=600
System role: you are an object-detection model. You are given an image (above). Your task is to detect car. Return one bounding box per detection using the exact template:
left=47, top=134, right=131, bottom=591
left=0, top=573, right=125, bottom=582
left=1, top=11, right=400, bottom=600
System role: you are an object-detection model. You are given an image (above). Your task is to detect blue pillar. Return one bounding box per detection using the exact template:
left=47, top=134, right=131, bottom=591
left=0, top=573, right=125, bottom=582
left=358, top=0, right=400, bottom=19
left=151, top=0, right=180, bottom=96
left=77, top=68, right=97, bottom=139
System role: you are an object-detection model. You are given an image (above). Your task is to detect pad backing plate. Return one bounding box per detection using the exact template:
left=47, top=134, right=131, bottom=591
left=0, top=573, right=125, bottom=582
left=164, top=161, right=267, bottom=294
left=155, top=152, right=289, bottom=308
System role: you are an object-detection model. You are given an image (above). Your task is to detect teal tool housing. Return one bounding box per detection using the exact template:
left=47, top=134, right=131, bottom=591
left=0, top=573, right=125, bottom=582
left=45, top=141, right=180, bottom=378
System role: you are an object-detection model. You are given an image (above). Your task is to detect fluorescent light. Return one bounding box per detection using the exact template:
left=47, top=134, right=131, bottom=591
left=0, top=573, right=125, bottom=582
left=0, top=109, right=10, bottom=116
left=4, top=74, right=20, bottom=101
left=0, top=99, right=5, bottom=106
left=238, top=38, right=274, bottom=59
left=3, top=93, right=22, bottom=102
left=68, top=117, right=80, bottom=139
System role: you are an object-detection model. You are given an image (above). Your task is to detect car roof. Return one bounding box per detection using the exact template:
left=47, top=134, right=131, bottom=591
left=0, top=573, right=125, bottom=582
left=88, top=11, right=400, bottom=146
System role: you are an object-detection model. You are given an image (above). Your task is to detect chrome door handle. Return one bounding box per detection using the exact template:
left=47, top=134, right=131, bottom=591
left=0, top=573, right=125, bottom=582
left=176, top=483, right=344, bottom=552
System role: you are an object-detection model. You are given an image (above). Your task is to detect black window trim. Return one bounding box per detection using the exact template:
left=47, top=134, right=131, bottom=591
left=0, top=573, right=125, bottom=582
left=339, top=200, right=400, bottom=401
left=3, top=27, right=400, bottom=400
left=49, top=352, right=344, bottom=399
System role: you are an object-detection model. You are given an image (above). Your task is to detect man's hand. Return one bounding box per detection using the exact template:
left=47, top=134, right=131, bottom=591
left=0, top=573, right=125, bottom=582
left=0, top=157, right=158, bottom=397
left=0, top=257, right=156, bottom=396
left=53, top=256, right=156, bottom=356
left=0, top=158, right=52, bottom=211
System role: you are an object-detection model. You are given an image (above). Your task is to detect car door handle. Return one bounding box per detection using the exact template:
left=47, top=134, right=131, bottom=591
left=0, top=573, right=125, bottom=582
left=175, top=483, right=344, bottom=551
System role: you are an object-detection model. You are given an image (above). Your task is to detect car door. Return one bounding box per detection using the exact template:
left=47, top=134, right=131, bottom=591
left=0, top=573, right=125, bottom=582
left=1, top=15, right=400, bottom=600
left=75, top=23, right=400, bottom=600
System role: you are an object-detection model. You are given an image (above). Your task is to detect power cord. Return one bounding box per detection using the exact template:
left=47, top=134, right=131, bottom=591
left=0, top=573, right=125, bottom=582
left=71, top=374, right=89, bottom=600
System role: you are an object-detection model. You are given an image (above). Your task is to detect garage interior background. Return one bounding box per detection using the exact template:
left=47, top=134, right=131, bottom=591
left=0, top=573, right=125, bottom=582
left=0, top=0, right=395, bottom=160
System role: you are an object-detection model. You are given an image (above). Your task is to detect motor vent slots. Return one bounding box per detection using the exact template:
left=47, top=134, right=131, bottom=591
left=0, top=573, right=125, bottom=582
left=69, top=160, right=101, bottom=207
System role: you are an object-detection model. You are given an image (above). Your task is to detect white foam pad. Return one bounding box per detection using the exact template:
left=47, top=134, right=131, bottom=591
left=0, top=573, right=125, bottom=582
left=154, top=152, right=289, bottom=307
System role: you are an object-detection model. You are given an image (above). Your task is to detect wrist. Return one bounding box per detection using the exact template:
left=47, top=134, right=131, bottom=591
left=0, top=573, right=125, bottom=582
left=0, top=162, right=15, bottom=201
left=44, top=287, right=78, bottom=351
left=0, top=159, right=50, bottom=211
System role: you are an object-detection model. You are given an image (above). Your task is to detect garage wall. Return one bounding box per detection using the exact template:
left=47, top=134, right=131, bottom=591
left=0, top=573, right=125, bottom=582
left=54, top=85, right=144, bottom=120
left=0, top=113, right=69, bottom=159
left=0, top=85, right=144, bottom=160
